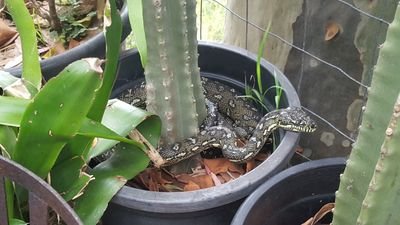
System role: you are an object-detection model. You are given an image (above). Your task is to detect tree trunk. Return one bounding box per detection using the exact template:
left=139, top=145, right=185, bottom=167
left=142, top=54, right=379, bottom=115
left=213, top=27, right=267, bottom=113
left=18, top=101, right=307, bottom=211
left=223, top=0, right=397, bottom=160
left=224, top=0, right=303, bottom=71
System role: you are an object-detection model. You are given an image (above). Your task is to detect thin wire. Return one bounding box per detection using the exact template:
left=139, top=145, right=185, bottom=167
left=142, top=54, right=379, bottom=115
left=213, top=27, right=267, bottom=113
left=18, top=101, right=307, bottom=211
left=301, top=106, right=356, bottom=143
left=295, top=151, right=312, bottom=161
left=209, top=0, right=369, bottom=89
left=199, top=0, right=203, bottom=40
left=245, top=0, right=249, bottom=50
left=335, top=0, right=390, bottom=25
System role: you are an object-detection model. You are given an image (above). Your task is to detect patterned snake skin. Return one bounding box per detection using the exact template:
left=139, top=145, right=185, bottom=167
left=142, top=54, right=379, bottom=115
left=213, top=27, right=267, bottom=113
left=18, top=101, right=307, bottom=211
left=117, top=77, right=317, bottom=166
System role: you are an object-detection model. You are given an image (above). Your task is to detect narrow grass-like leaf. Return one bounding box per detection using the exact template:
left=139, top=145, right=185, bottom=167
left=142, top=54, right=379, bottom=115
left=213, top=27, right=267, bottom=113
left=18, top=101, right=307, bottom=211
left=237, top=94, right=268, bottom=111
left=273, top=71, right=283, bottom=108
left=74, top=143, right=150, bottom=225
left=13, top=59, right=103, bottom=178
left=256, top=21, right=271, bottom=94
left=127, top=0, right=147, bottom=67
left=4, top=0, right=41, bottom=90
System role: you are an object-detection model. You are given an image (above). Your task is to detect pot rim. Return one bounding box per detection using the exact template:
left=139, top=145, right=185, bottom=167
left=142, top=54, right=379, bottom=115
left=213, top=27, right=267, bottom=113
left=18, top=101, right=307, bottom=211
left=111, top=41, right=301, bottom=213
left=230, top=157, right=346, bottom=225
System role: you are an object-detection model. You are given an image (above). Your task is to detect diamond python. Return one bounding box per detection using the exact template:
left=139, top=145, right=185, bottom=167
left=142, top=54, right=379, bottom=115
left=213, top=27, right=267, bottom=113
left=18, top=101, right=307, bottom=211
left=117, top=77, right=317, bottom=167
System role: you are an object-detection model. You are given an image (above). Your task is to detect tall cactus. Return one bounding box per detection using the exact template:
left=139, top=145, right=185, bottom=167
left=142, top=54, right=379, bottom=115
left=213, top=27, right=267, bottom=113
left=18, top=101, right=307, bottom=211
left=142, top=0, right=207, bottom=144
left=332, top=4, right=400, bottom=225
left=356, top=95, right=400, bottom=225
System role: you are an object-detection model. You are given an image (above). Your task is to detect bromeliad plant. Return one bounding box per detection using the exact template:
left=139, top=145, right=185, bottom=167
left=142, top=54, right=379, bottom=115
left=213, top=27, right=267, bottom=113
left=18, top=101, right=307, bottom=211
left=0, top=1, right=160, bottom=225
left=326, top=4, right=400, bottom=225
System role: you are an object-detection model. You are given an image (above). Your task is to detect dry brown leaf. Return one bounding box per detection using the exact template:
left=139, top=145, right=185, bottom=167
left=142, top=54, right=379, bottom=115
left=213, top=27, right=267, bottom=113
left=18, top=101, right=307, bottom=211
left=296, top=146, right=305, bottom=154
left=246, top=160, right=256, bottom=172
left=1, top=44, right=21, bottom=69
left=209, top=172, right=222, bottom=186
left=227, top=171, right=241, bottom=179
left=203, top=158, right=244, bottom=175
left=148, top=177, right=160, bottom=192
left=325, top=22, right=340, bottom=41
left=254, top=152, right=270, bottom=161
left=162, top=184, right=183, bottom=192
left=68, top=39, right=81, bottom=49
left=301, top=203, right=335, bottom=225
left=216, top=174, right=227, bottom=183
left=218, top=173, right=232, bottom=183
left=42, top=41, right=65, bottom=58
left=0, top=19, right=18, bottom=48
left=183, top=181, right=201, bottom=191
left=176, top=174, right=214, bottom=189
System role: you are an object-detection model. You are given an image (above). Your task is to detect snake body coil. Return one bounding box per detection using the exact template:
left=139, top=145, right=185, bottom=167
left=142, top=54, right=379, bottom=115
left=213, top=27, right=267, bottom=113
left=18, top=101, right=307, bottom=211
left=118, top=77, right=316, bottom=167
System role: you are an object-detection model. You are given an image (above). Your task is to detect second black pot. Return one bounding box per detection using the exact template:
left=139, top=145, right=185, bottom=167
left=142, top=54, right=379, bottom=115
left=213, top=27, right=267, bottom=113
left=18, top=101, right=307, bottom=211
left=102, top=42, right=301, bottom=225
left=5, top=2, right=130, bottom=80
left=231, top=158, right=346, bottom=225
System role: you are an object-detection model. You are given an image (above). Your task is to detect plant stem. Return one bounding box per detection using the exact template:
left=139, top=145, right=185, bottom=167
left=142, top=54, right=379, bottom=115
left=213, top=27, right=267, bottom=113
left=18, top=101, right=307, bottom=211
left=47, top=0, right=62, bottom=33
left=142, top=0, right=206, bottom=144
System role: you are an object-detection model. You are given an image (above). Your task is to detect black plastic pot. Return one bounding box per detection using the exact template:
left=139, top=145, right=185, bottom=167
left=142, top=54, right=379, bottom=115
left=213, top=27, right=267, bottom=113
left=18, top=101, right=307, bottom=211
left=5, top=4, right=130, bottom=80
left=102, top=42, right=301, bottom=225
left=231, top=158, right=346, bottom=225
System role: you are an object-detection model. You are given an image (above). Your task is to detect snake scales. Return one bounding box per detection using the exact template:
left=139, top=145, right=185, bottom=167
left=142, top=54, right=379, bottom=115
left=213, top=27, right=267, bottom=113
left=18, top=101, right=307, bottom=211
left=117, top=77, right=316, bottom=167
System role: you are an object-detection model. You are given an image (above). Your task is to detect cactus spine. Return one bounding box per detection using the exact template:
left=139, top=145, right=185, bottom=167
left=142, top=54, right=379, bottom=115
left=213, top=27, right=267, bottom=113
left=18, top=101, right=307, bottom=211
left=142, top=0, right=207, bottom=144
left=332, top=4, right=400, bottom=225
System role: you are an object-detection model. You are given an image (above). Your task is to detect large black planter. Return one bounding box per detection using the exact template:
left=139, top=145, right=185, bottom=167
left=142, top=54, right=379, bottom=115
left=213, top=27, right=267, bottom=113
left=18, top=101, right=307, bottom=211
left=5, top=4, right=130, bottom=80
left=102, top=42, right=302, bottom=225
left=231, top=158, right=346, bottom=225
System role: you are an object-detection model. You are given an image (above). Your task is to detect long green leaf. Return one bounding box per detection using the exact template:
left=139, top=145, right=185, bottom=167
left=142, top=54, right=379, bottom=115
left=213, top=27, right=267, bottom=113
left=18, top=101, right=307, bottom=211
left=0, top=97, right=29, bottom=127
left=78, top=118, right=145, bottom=149
left=0, top=72, right=37, bottom=98
left=0, top=71, right=18, bottom=88
left=0, top=126, right=16, bottom=221
left=51, top=99, right=160, bottom=202
left=88, top=0, right=122, bottom=121
left=88, top=99, right=160, bottom=158
left=73, top=103, right=161, bottom=225
left=4, top=0, right=41, bottom=90
left=0, top=126, right=16, bottom=156
left=10, top=218, right=27, bottom=225
left=13, top=59, right=103, bottom=178
left=57, top=0, right=124, bottom=165
left=51, top=108, right=154, bottom=201
left=74, top=143, right=150, bottom=225
left=51, top=157, right=93, bottom=201
left=127, top=0, right=147, bottom=67
left=0, top=97, right=157, bottom=152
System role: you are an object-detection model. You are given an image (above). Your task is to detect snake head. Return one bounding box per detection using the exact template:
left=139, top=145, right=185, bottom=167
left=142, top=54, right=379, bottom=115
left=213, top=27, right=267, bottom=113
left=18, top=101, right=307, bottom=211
left=278, top=107, right=317, bottom=133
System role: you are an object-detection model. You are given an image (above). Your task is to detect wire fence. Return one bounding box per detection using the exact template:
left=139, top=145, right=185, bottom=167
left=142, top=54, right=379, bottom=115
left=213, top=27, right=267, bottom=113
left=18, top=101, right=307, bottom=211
left=197, top=0, right=396, bottom=161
